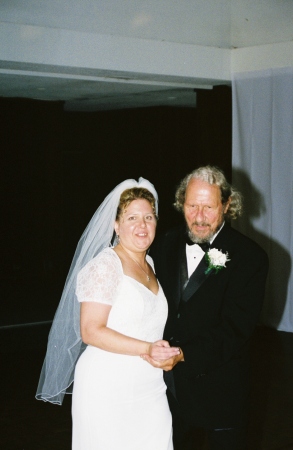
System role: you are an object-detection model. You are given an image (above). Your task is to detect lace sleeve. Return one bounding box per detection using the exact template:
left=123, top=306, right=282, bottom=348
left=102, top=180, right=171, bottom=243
left=76, top=248, right=123, bottom=305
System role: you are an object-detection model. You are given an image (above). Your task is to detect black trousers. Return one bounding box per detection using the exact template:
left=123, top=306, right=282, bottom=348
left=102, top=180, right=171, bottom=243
left=172, top=415, right=247, bottom=450
left=169, top=393, right=247, bottom=450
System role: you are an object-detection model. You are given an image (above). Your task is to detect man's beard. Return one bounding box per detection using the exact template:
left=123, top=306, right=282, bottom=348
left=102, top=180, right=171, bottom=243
left=187, top=221, right=222, bottom=245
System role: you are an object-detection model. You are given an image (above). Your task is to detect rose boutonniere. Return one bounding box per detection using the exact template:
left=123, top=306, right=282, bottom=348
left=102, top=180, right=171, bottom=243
left=205, top=248, right=230, bottom=275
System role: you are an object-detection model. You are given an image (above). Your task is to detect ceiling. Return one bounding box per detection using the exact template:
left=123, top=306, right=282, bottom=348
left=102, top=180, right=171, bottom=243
left=1, top=0, right=293, bottom=111
left=0, top=66, right=201, bottom=112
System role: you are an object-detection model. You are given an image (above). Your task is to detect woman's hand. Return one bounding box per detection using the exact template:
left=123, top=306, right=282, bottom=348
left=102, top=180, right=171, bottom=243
left=141, top=343, right=184, bottom=370
left=144, top=340, right=181, bottom=361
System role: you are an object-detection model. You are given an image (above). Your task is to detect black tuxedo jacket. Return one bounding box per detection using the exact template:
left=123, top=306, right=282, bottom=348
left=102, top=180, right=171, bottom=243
left=151, top=223, right=269, bottom=428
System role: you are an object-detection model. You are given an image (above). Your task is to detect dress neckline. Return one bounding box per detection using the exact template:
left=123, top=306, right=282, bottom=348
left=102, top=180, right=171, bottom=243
left=125, top=274, right=160, bottom=297
left=109, top=247, right=160, bottom=296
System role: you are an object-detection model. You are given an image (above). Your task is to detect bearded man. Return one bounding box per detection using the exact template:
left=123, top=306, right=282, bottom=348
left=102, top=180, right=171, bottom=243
left=147, top=166, right=269, bottom=450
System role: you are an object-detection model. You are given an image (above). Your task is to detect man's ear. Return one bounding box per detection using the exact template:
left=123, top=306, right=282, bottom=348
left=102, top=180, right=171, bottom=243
left=224, top=197, right=231, bottom=214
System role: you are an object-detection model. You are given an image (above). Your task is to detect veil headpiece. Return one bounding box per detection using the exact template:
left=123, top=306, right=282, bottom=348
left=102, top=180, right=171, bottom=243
left=36, top=177, right=158, bottom=404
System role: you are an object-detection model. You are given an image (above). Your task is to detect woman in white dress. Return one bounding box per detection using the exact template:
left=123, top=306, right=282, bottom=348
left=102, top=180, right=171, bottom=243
left=36, top=178, right=179, bottom=450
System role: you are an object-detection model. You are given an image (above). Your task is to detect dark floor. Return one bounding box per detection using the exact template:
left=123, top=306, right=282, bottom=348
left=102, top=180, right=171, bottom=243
left=1, top=325, right=293, bottom=450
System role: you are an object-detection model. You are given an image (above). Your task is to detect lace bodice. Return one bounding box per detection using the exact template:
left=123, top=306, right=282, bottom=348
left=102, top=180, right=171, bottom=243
left=76, top=248, right=167, bottom=342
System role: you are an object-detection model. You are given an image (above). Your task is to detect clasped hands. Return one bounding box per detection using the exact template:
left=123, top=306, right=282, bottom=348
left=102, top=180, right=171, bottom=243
left=141, top=340, right=184, bottom=371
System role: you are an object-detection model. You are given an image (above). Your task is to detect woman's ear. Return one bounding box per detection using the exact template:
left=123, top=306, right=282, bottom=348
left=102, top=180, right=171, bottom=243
left=114, top=221, right=119, bottom=235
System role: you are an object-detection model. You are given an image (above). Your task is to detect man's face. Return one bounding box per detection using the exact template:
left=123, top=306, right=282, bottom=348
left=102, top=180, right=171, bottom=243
left=183, top=178, right=230, bottom=243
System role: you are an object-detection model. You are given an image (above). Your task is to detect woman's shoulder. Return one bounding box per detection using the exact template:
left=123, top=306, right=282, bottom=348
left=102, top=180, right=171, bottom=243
left=76, top=248, right=123, bottom=303
left=146, top=253, right=155, bottom=271
left=79, top=247, right=122, bottom=277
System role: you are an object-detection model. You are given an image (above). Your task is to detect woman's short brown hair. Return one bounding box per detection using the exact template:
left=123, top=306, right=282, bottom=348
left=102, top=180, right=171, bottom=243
left=116, top=187, right=157, bottom=221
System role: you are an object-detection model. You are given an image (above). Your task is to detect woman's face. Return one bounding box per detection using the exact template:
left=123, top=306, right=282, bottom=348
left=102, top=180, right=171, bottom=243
left=114, top=199, right=157, bottom=252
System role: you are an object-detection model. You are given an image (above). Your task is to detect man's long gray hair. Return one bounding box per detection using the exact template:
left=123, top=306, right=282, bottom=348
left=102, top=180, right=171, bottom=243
left=174, top=165, right=243, bottom=221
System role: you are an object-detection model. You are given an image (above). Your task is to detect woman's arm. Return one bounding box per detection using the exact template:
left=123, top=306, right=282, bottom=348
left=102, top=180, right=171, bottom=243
left=80, top=301, right=180, bottom=360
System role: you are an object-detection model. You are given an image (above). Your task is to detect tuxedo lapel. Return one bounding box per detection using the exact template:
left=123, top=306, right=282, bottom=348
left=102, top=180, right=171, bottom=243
left=171, top=234, right=189, bottom=309
left=181, top=254, right=211, bottom=302
left=179, top=243, right=189, bottom=294
left=180, top=223, right=231, bottom=303
left=165, top=229, right=186, bottom=309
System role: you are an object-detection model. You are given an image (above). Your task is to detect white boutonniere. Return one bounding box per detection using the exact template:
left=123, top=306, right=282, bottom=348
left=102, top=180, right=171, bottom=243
left=205, top=248, right=230, bottom=275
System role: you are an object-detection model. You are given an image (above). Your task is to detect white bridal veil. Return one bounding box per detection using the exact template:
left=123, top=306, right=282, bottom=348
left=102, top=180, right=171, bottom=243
left=36, top=177, right=158, bottom=404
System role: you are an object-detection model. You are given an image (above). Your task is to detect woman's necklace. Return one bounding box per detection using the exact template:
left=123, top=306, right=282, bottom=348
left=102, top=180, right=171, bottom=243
left=120, top=245, right=150, bottom=282
left=130, top=256, right=150, bottom=282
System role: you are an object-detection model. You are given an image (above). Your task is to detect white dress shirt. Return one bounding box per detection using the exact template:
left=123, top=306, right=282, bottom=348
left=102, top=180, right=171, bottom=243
left=185, top=222, right=225, bottom=278
left=186, top=244, right=205, bottom=278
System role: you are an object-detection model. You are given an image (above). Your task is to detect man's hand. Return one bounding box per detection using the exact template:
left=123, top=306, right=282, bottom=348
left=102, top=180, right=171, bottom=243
left=141, top=348, right=184, bottom=371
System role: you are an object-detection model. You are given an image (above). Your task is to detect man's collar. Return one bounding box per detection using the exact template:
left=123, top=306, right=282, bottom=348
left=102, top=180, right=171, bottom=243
left=210, top=221, right=225, bottom=244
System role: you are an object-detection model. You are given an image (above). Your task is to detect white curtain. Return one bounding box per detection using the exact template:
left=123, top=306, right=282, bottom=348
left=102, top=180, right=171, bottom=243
left=232, top=67, right=293, bottom=332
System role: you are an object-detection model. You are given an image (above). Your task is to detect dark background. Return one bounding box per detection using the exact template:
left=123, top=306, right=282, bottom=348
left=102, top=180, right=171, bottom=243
left=0, top=85, right=232, bottom=327
left=1, top=87, right=293, bottom=450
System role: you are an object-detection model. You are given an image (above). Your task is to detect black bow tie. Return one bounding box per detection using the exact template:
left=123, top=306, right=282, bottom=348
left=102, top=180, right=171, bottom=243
left=185, top=233, right=210, bottom=252
left=197, top=242, right=210, bottom=252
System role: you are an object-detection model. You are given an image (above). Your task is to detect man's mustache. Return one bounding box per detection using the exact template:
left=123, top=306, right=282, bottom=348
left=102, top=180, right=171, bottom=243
left=191, top=221, right=211, bottom=228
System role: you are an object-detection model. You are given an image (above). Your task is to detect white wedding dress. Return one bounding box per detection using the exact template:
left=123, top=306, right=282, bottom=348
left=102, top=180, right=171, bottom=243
left=72, top=248, right=173, bottom=450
